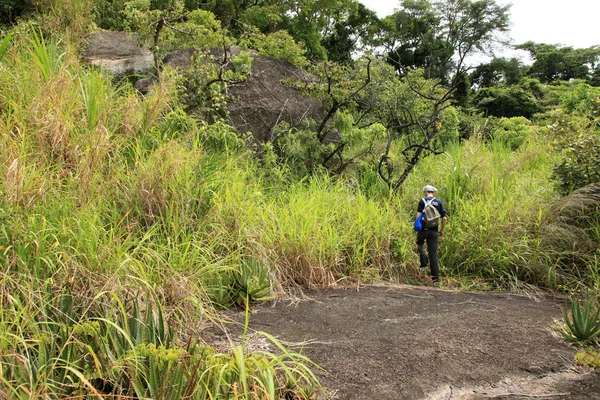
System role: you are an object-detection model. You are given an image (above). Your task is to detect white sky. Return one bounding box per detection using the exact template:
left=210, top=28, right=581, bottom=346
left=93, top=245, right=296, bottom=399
left=359, top=0, right=600, bottom=50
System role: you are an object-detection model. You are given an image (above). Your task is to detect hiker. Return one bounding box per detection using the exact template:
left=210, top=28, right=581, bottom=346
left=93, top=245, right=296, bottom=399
left=416, top=185, right=447, bottom=284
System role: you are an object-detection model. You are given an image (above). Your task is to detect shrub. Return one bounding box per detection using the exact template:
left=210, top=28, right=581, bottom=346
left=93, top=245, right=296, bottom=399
left=576, top=348, right=600, bottom=368
left=489, top=116, right=536, bottom=150
left=474, top=85, right=539, bottom=119
left=562, top=296, right=600, bottom=344
left=0, top=0, right=33, bottom=25
left=560, top=82, right=600, bottom=116
left=549, top=104, right=600, bottom=194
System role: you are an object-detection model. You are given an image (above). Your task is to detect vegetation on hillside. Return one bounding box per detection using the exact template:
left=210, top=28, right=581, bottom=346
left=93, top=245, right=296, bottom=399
left=1, top=0, right=600, bottom=395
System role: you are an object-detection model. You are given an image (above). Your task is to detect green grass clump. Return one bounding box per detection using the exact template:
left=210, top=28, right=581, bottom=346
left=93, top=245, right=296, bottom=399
left=0, top=276, right=322, bottom=399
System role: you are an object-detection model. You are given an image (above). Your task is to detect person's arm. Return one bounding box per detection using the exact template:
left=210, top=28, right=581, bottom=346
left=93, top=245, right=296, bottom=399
left=439, top=216, right=448, bottom=236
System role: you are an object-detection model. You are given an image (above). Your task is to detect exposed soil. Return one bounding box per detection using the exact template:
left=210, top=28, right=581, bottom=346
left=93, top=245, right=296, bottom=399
left=209, top=284, right=600, bottom=400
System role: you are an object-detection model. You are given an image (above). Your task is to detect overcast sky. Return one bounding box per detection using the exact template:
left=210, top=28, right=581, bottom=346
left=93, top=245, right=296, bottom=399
left=358, top=0, right=600, bottom=51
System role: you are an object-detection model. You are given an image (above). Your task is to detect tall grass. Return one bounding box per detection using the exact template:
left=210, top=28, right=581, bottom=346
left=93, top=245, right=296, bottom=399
left=2, top=5, right=599, bottom=397
left=390, top=132, right=562, bottom=289
left=0, top=23, right=587, bottom=294
left=0, top=26, right=325, bottom=398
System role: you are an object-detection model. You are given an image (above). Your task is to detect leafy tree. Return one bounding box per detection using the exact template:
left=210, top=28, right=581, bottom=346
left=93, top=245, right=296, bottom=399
left=92, top=0, right=129, bottom=30
left=474, top=85, right=538, bottom=118
left=382, top=0, right=450, bottom=79
left=550, top=93, right=600, bottom=194
left=321, top=1, right=382, bottom=63
left=560, top=83, right=600, bottom=116
left=488, top=116, right=535, bottom=150
left=124, top=0, right=224, bottom=61
left=470, top=57, right=525, bottom=88
left=376, top=69, right=457, bottom=190
left=375, top=0, right=510, bottom=190
left=238, top=27, right=309, bottom=67
left=383, top=0, right=510, bottom=83
left=280, top=0, right=363, bottom=60
left=516, top=42, right=600, bottom=84
left=199, top=0, right=382, bottom=62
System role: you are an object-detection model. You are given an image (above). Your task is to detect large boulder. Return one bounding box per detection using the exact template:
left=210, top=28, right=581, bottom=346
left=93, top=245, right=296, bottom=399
left=82, top=31, right=155, bottom=77
left=226, top=54, right=326, bottom=143
left=153, top=47, right=327, bottom=142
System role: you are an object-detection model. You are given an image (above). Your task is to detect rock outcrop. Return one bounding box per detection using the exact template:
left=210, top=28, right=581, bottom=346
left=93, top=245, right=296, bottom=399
left=226, top=54, right=326, bottom=143
left=83, top=31, right=154, bottom=78
left=82, top=32, right=327, bottom=143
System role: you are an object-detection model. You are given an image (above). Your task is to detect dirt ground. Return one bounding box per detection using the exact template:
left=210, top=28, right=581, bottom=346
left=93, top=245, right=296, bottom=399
left=210, top=284, right=600, bottom=400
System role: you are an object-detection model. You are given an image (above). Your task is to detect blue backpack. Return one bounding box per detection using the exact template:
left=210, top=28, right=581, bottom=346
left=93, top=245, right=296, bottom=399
left=413, top=213, right=424, bottom=231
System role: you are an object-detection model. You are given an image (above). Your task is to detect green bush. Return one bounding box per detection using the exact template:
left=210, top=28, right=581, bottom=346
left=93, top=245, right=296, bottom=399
left=91, top=0, right=128, bottom=30
left=549, top=105, right=600, bottom=194
left=562, top=296, right=600, bottom=344
left=561, top=82, right=600, bottom=116
left=489, top=116, right=536, bottom=150
left=239, top=26, right=309, bottom=68
left=474, top=85, right=539, bottom=119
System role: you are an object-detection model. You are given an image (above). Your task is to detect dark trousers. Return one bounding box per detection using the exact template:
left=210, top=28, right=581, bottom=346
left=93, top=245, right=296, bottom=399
left=417, top=230, right=439, bottom=282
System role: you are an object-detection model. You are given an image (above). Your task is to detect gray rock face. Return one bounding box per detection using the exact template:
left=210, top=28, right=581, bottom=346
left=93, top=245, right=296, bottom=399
left=145, top=47, right=327, bottom=143
left=226, top=55, right=326, bottom=143
left=83, top=31, right=154, bottom=77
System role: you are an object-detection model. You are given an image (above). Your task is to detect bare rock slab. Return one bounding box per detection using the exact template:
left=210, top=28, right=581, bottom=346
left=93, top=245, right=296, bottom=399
left=225, top=285, right=600, bottom=399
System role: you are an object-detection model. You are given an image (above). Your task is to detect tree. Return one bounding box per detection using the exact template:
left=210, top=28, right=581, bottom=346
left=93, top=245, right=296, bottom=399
left=280, top=0, right=375, bottom=60
left=376, top=0, right=510, bottom=191
left=381, top=0, right=450, bottom=80
left=0, top=0, right=33, bottom=25
left=377, top=70, right=456, bottom=190
left=124, top=0, right=223, bottom=62
left=470, top=57, right=525, bottom=88
left=516, top=42, right=600, bottom=84
left=382, top=0, right=510, bottom=83
left=321, top=1, right=382, bottom=63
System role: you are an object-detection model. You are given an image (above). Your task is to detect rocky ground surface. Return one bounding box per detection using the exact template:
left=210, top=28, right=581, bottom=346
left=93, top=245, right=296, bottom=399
left=208, top=284, right=600, bottom=400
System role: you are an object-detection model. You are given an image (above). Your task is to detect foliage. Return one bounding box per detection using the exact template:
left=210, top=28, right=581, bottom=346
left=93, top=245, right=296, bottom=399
left=576, top=348, right=600, bottom=369
left=436, top=106, right=461, bottom=146
left=272, top=120, right=333, bottom=178
left=0, top=0, right=34, bottom=25
left=239, top=26, right=309, bottom=68
left=123, top=1, right=224, bottom=60
left=562, top=296, right=600, bottom=344
left=560, top=83, right=600, bottom=116
left=320, top=0, right=382, bottom=63
left=470, top=57, right=525, bottom=88
left=174, top=47, right=254, bottom=115
left=383, top=0, right=511, bottom=82
left=91, top=0, right=129, bottom=30
left=549, top=98, right=600, bottom=194
left=487, top=116, right=536, bottom=150
left=517, top=41, right=600, bottom=85
left=474, top=85, right=539, bottom=118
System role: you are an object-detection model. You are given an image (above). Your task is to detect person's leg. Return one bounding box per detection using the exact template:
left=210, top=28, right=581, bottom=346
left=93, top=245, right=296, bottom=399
left=416, top=231, right=428, bottom=267
left=426, top=231, right=439, bottom=282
